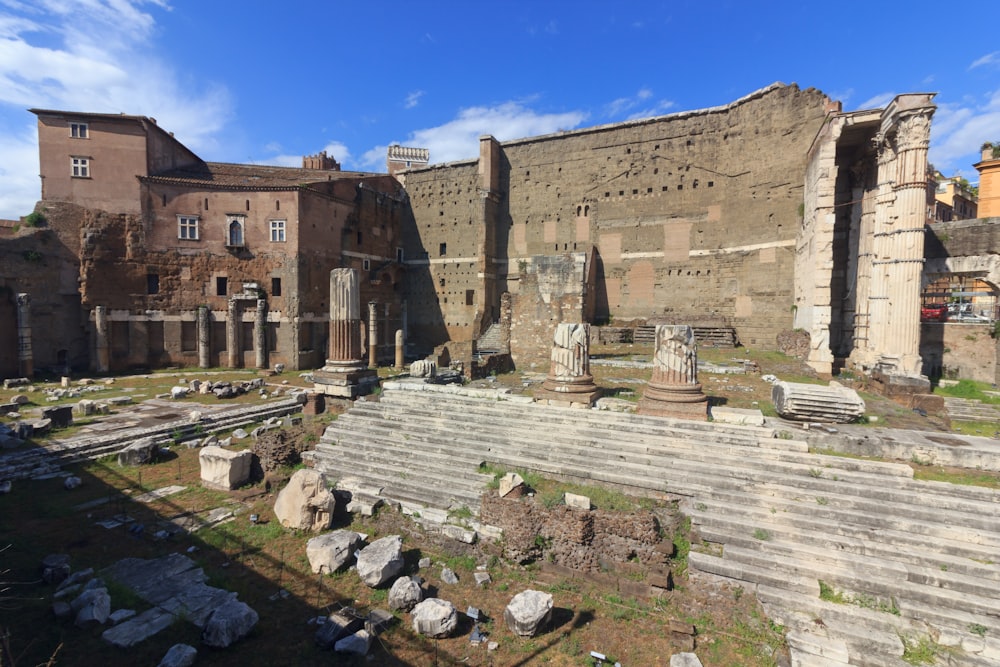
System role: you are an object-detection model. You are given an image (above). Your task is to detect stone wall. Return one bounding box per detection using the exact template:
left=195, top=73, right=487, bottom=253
left=480, top=493, right=667, bottom=572
left=400, top=84, right=832, bottom=355
left=920, top=322, right=997, bottom=383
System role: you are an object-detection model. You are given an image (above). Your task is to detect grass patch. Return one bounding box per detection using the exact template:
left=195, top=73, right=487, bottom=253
left=819, top=581, right=898, bottom=615
left=819, top=580, right=847, bottom=604
left=934, top=379, right=1000, bottom=404
left=752, top=528, right=770, bottom=541
left=912, top=466, right=1000, bottom=490
left=900, top=634, right=939, bottom=665
left=950, top=420, right=1000, bottom=438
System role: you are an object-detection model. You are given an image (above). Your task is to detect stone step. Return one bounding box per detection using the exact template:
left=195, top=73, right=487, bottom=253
left=689, top=507, right=1000, bottom=579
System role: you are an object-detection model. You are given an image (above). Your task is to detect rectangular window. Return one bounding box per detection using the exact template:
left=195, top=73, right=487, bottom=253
left=216, top=276, right=228, bottom=296
left=363, top=259, right=371, bottom=271
left=269, top=219, right=286, bottom=242
left=71, top=156, right=90, bottom=178
left=180, top=321, right=197, bottom=352
left=271, top=277, right=281, bottom=297
left=439, top=242, right=447, bottom=256
left=70, top=122, right=88, bottom=138
left=178, top=216, right=199, bottom=240
left=147, top=273, right=159, bottom=294
left=466, top=289, right=475, bottom=306
left=396, top=247, right=404, bottom=262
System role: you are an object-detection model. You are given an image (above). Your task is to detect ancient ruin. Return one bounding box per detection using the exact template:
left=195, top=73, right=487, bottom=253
left=533, top=322, right=600, bottom=407
left=311, top=269, right=378, bottom=397
left=636, top=324, right=708, bottom=420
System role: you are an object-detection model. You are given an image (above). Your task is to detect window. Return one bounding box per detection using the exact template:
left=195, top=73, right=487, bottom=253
left=70, top=123, right=88, bottom=138
left=363, top=259, right=370, bottom=271
left=396, top=247, right=404, bottom=263
left=178, top=216, right=199, bottom=240
left=271, top=277, right=282, bottom=297
left=216, top=277, right=228, bottom=296
left=227, top=219, right=244, bottom=247
left=465, top=289, right=474, bottom=306
left=71, top=157, right=90, bottom=178
left=439, top=242, right=447, bottom=256
left=269, top=219, right=286, bottom=242
left=146, top=273, right=159, bottom=294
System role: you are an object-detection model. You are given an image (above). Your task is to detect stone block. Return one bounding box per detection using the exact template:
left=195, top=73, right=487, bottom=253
left=274, top=469, right=336, bottom=531
left=199, top=446, right=253, bottom=490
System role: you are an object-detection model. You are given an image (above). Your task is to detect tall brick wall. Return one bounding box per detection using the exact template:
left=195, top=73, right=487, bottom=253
left=400, top=84, right=831, bottom=353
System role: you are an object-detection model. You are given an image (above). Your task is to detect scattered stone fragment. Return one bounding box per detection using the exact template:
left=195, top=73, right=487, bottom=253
left=63, top=476, right=82, bottom=490
left=418, top=557, right=431, bottom=569
left=356, top=535, right=404, bottom=587
left=441, top=567, right=459, bottom=585
left=504, top=590, right=553, bottom=637
left=56, top=568, right=94, bottom=592
left=231, top=428, right=248, bottom=439
left=305, top=530, right=364, bottom=574
left=157, top=643, right=197, bottom=667
left=335, top=628, right=372, bottom=655
left=170, top=386, right=189, bottom=399
left=498, top=472, right=525, bottom=498
left=52, top=601, right=72, bottom=619
left=109, top=608, right=136, bottom=625
left=72, top=587, right=111, bottom=627
left=411, top=598, right=458, bottom=638
left=388, top=576, right=423, bottom=611
left=274, top=469, right=336, bottom=531
left=199, top=446, right=253, bottom=490
left=670, top=653, right=704, bottom=667
left=118, top=438, right=157, bottom=466
left=564, top=492, right=591, bottom=510
left=315, top=611, right=364, bottom=649
left=365, top=609, right=394, bottom=635
left=474, top=572, right=492, bottom=587
left=201, top=599, right=258, bottom=648
left=41, top=553, right=71, bottom=584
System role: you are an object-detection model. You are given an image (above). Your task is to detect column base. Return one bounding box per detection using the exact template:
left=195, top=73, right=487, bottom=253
left=870, top=369, right=930, bottom=400
left=312, top=363, right=379, bottom=398
left=534, top=375, right=601, bottom=408
left=637, top=383, right=709, bottom=421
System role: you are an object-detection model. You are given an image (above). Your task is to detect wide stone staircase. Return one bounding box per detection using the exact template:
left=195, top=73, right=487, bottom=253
left=310, top=382, right=1000, bottom=666
left=944, top=396, right=1000, bottom=425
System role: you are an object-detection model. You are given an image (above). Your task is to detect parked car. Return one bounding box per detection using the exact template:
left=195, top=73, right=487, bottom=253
left=920, top=304, right=948, bottom=322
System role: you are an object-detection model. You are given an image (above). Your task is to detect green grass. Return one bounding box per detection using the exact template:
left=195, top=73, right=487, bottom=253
left=912, top=466, right=1000, bottom=490
left=900, top=634, right=939, bottom=665
left=934, top=379, right=1000, bottom=404
left=818, top=580, right=847, bottom=604
left=950, top=420, right=1000, bottom=438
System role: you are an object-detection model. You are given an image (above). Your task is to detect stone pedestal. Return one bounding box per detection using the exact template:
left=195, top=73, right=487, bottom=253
left=637, top=325, right=708, bottom=421
left=534, top=323, right=600, bottom=408
left=313, top=269, right=377, bottom=398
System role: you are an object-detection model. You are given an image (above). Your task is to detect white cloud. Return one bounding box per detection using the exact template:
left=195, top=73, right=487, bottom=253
left=969, top=51, right=1000, bottom=70
left=262, top=140, right=352, bottom=170
left=0, top=121, right=40, bottom=219
left=404, top=90, right=424, bottom=109
left=854, top=92, right=896, bottom=111
left=604, top=88, right=672, bottom=120
left=930, top=88, right=1000, bottom=173
left=354, top=101, right=587, bottom=170
left=0, top=0, right=232, bottom=218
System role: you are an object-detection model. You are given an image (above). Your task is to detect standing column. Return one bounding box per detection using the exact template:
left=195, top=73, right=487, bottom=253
left=227, top=297, right=240, bottom=368
left=94, top=305, right=110, bottom=373
left=368, top=301, right=378, bottom=368
left=255, top=299, right=267, bottom=369
left=394, top=330, right=404, bottom=369
left=312, top=269, right=377, bottom=397
left=534, top=322, right=600, bottom=407
left=16, top=293, right=33, bottom=378
left=637, top=324, right=708, bottom=420
left=197, top=305, right=211, bottom=369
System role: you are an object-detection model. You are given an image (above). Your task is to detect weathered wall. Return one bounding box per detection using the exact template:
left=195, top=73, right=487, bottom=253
left=920, top=322, right=997, bottom=383
left=401, top=84, right=832, bottom=354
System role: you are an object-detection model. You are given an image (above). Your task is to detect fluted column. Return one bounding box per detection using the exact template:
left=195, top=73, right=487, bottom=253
left=197, top=306, right=211, bottom=369
left=326, top=268, right=364, bottom=368
left=16, top=293, right=33, bottom=378
left=368, top=301, right=378, bottom=369
left=535, top=323, right=600, bottom=407
left=637, top=324, right=708, bottom=420
left=94, top=305, right=110, bottom=373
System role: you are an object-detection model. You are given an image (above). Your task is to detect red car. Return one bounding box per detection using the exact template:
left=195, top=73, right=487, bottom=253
left=920, top=304, right=948, bottom=322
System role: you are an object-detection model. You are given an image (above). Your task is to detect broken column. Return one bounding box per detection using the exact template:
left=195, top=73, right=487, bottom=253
left=534, top=323, right=600, bottom=408
left=94, top=305, right=110, bottom=373
left=312, top=269, right=378, bottom=397
left=637, top=325, right=708, bottom=421
left=772, top=380, right=865, bottom=423
left=197, top=305, right=211, bottom=369
left=16, top=293, right=33, bottom=378
left=395, top=329, right=404, bottom=369
left=368, top=301, right=378, bottom=368
left=254, top=298, right=267, bottom=369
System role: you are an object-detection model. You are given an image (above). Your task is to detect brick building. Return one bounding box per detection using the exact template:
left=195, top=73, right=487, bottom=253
left=14, top=109, right=407, bottom=373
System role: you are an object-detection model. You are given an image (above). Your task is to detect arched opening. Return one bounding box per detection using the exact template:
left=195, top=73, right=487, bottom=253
left=228, top=220, right=244, bottom=247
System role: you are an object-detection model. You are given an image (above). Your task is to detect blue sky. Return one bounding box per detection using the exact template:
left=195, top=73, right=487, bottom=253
left=2, top=0, right=999, bottom=220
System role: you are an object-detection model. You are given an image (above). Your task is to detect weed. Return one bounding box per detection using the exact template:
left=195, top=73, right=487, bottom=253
left=695, top=502, right=707, bottom=511
left=968, top=623, right=987, bottom=637
left=815, top=497, right=828, bottom=505
left=24, top=211, right=46, bottom=227
left=558, top=634, right=583, bottom=657
left=807, top=468, right=822, bottom=478
left=752, top=528, right=770, bottom=541
left=911, top=466, right=1000, bottom=490
left=818, top=580, right=846, bottom=604
left=448, top=505, right=473, bottom=521
left=900, top=634, right=939, bottom=665
left=940, top=564, right=948, bottom=571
